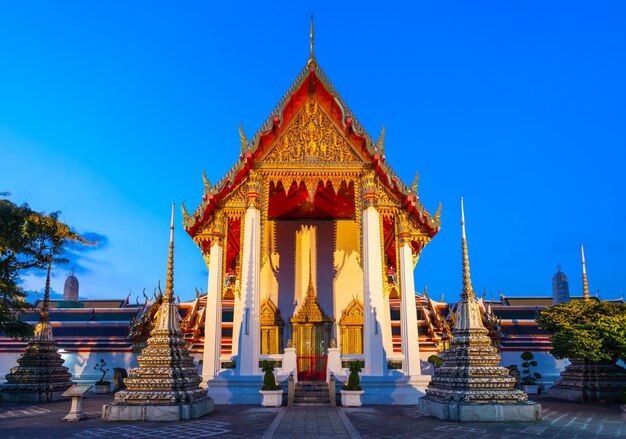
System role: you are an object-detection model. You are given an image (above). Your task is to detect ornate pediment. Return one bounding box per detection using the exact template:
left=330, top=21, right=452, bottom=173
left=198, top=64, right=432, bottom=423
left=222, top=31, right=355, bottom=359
left=260, top=297, right=284, bottom=327
left=340, top=298, right=364, bottom=326
left=262, top=98, right=362, bottom=164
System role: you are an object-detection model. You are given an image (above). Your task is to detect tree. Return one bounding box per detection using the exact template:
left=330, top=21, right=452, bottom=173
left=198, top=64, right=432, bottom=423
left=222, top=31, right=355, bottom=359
left=537, top=300, right=626, bottom=363
left=0, top=197, right=91, bottom=338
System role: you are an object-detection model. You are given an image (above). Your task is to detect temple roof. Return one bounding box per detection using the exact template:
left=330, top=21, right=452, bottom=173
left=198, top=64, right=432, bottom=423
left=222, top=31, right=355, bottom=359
left=184, top=54, right=440, bottom=239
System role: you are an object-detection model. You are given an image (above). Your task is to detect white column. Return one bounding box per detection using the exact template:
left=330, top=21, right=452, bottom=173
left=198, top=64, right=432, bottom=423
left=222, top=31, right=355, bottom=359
left=361, top=176, right=387, bottom=376
left=398, top=233, right=421, bottom=378
left=237, top=174, right=262, bottom=375
left=201, top=240, right=223, bottom=385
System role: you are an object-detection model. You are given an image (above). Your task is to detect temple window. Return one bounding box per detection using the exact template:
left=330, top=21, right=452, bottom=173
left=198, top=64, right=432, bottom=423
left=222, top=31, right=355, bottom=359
left=339, top=298, right=364, bottom=354
left=260, top=298, right=285, bottom=354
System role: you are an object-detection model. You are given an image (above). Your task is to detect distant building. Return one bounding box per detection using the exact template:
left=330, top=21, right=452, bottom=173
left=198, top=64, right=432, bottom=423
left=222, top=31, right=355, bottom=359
left=63, top=271, right=79, bottom=302
left=552, top=265, right=570, bottom=304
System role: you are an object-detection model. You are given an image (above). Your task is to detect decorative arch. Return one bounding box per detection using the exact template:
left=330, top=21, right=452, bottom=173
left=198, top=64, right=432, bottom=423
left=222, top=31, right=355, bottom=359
left=260, top=297, right=285, bottom=354
left=339, top=298, right=364, bottom=354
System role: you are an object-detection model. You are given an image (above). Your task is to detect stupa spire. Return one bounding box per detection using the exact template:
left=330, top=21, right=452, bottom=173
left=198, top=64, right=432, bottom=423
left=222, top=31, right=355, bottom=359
left=420, top=197, right=539, bottom=421
left=0, top=260, right=73, bottom=401
left=164, top=202, right=175, bottom=302
left=41, top=260, right=52, bottom=323
left=102, top=202, right=213, bottom=420
left=581, top=243, right=590, bottom=301
left=460, top=197, right=474, bottom=300
left=307, top=15, right=317, bottom=68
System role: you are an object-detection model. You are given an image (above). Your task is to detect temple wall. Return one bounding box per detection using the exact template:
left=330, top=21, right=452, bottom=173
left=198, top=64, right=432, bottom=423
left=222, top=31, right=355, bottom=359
left=333, top=219, right=364, bottom=345
left=0, top=346, right=137, bottom=384
left=500, top=350, right=569, bottom=387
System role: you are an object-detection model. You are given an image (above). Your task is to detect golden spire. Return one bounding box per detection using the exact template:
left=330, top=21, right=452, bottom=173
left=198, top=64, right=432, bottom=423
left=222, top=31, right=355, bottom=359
left=307, top=14, right=317, bottom=68
left=460, top=197, right=474, bottom=300
left=581, top=243, right=590, bottom=301
left=164, top=202, right=175, bottom=302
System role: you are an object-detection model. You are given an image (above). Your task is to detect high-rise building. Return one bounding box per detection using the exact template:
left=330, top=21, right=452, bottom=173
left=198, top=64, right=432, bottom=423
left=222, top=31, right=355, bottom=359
left=552, top=265, right=570, bottom=304
left=63, top=271, right=79, bottom=302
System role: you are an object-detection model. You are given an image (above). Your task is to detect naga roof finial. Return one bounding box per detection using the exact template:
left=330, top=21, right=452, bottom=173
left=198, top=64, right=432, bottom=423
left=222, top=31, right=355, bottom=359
left=307, top=14, right=317, bottom=68
left=181, top=201, right=190, bottom=222
left=581, top=243, right=590, bottom=301
left=411, top=171, right=419, bottom=194
left=460, top=197, right=475, bottom=301
left=375, top=125, right=385, bottom=152
left=239, top=123, right=248, bottom=156
left=202, top=170, right=211, bottom=193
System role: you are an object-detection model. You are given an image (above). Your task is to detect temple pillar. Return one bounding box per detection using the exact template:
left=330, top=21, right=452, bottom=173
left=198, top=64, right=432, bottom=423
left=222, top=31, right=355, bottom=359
left=201, top=214, right=225, bottom=385
left=361, top=174, right=387, bottom=376
left=398, top=215, right=422, bottom=378
left=238, top=172, right=262, bottom=376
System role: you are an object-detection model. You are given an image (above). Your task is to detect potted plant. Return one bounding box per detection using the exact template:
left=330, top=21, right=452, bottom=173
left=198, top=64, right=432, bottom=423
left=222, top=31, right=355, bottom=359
left=340, top=361, right=364, bottom=407
left=520, top=351, right=542, bottom=394
left=93, top=358, right=111, bottom=394
left=259, top=360, right=282, bottom=407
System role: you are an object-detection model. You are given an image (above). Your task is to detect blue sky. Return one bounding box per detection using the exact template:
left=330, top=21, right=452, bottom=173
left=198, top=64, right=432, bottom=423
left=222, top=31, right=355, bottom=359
left=1, top=1, right=625, bottom=302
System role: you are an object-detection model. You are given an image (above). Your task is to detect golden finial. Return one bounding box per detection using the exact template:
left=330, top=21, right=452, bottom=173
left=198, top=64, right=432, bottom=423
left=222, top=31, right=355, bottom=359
left=202, top=170, right=211, bottom=193
left=164, top=203, right=175, bottom=302
left=307, top=14, right=317, bottom=68
left=581, top=243, right=590, bottom=301
left=375, top=125, right=385, bottom=152
left=411, top=171, right=419, bottom=194
left=460, top=197, right=474, bottom=300
left=239, top=123, right=248, bottom=155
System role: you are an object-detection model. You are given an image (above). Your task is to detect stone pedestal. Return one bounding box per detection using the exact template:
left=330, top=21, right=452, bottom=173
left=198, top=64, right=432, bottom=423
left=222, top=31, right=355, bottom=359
left=102, top=398, right=214, bottom=421
left=326, top=347, right=344, bottom=381
left=0, top=388, right=66, bottom=403
left=419, top=397, right=542, bottom=422
left=63, top=396, right=87, bottom=421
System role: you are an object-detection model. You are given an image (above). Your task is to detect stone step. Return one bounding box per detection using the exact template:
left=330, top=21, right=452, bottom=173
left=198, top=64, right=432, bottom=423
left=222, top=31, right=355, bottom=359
left=292, top=380, right=332, bottom=407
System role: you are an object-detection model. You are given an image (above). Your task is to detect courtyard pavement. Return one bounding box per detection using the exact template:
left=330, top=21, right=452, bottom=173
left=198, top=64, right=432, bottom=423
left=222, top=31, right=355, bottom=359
left=0, top=394, right=623, bottom=438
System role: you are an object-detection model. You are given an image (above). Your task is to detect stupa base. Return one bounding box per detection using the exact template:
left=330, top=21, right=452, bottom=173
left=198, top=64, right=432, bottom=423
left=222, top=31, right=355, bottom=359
left=418, top=397, right=542, bottom=422
left=548, top=386, right=623, bottom=403
left=0, top=388, right=67, bottom=403
left=101, top=397, right=214, bottom=421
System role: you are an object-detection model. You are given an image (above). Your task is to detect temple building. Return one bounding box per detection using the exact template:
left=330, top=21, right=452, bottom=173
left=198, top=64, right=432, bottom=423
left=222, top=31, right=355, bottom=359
left=182, top=21, right=441, bottom=403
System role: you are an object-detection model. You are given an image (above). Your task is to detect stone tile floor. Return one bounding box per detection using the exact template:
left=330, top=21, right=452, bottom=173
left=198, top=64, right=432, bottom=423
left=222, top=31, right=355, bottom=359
left=0, top=394, right=623, bottom=439
left=344, top=396, right=625, bottom=439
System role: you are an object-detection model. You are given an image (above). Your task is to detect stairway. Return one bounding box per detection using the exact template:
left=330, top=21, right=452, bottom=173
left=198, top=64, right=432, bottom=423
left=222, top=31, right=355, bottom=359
left=293, top=381, right=331, bottom=406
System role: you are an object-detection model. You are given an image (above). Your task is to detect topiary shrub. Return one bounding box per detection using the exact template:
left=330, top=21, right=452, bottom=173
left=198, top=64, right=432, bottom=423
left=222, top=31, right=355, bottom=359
left=344, top=361, right=362, bottom=391
left=261, top=360, right=280, bottom=391
left=520, top=351, right=542, bottom=385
